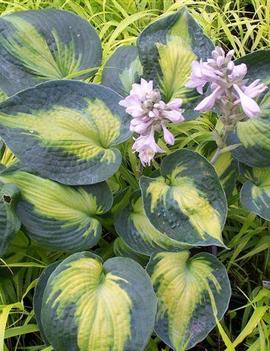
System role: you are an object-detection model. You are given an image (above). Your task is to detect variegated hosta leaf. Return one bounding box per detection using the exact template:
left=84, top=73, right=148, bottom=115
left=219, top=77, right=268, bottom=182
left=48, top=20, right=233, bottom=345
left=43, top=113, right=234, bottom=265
left=113, top=237, right=149, bottom=266
left=137, top=8, right=214, bottom=118
left=0, top=9, right=102, bottom=96
left=147, top=251, right=231, bottom=350
left=140, top=150, right=227, bottom=247
left=0, top=170, right=113, bottom=251
left=40, top=252, right=157, bottom=351
left=235, top=50, right=270, bottom=85
left=0, top=80, right=130, bottom=185
left=102, top=46, right=142, bottom=96
left=34, top=261, right=61, bottom=343
left=214, top=151, right=238, bottom=198
left=115, top=191, right=187, bottom=256
left=240, top=166, right=270, bottom=220
left=0, top=183, right=21, bottom=256
left=226, top=90, right=270, bottom=167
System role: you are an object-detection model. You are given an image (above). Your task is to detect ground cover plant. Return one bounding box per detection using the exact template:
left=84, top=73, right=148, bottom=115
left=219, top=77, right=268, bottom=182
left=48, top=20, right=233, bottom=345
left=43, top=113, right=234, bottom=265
left=0, top=1, right=270, bottom=351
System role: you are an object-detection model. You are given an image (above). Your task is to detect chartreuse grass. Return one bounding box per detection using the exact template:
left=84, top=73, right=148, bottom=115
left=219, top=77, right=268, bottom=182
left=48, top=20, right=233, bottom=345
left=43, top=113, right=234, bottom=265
left=0, top=0, right=270, bottom=350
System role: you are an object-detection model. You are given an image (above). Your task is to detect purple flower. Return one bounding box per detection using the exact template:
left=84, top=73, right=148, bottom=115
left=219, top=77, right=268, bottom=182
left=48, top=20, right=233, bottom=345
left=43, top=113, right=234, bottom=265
left=228, top=63, right=247, bottom=80
left=161, top=99, right=184, bottom=123
left=195, top=86, right=223, bottom=112
left=242, top=79, right=268, bottom=98
left=233, top=84, right=260, bottom=118
left=119, top=78, right=185, bottom=166
left=119, top=79, right=184, bottom=132
left=162, top=124, right=175, bottom=145
left=132, top=131, right=163, bottom=166
left=186, top=46, right=268, bottom=119
left=186, top=60, right=213, bottom=94
left=119, top=79, right=161, bottom=120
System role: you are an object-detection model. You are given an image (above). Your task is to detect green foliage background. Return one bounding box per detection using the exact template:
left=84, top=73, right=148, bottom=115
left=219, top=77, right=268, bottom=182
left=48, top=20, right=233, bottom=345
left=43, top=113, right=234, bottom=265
left=0, top=0, right=269, bottom=350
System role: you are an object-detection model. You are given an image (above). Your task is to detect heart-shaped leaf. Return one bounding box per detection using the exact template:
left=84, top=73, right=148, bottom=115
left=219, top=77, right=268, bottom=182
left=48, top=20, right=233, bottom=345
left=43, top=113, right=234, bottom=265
left=0, top=80, right=130, bottom=185
left=137, top=8, right=214, bottom=118
left=0, top=9, right=102, bottom=96
left=0, top=183, right=21, bottom=256
left=115, top=191, right=187, bottom=256
left=0, top=169, right=112, bottom=251
left=147, top=251, right=231, bottom=350
left=240, top=166, right=270, bottom=220
left=140, top=150, right=227, bottom=247
left=39, top=252, right=157, bottom=351
left=102, top=45, right=142, bottom=96
left=226, top=90, right=270, bottom=167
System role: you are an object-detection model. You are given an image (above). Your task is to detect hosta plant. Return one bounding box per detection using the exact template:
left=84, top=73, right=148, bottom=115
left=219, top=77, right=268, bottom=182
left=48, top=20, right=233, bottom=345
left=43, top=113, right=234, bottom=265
left=0, top=6, right=269, bottom=351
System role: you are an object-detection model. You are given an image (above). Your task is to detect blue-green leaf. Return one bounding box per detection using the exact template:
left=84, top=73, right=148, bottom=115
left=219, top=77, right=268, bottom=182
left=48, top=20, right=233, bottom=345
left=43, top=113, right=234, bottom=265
left=140, top=150, right=227, bottom=247
left=0, top=80, right=130, bottom=185
left=102, top=46, right=142, bottom=96
left=147, top=251, right=231, bottom=350
left=115, top=191, right=187, bottom=256
left=226, top=90, right=270, bottom=167
left=39, top=252, right=157, bottom=351
left=137, top=8, right=214, bottom=118
left=0, top=169, right=112, bottom=251
left=0, top=9, right=102, bottom=95
left=240, top=166, right=270, bottom=220
left=33, top=261, right=61, bottom=343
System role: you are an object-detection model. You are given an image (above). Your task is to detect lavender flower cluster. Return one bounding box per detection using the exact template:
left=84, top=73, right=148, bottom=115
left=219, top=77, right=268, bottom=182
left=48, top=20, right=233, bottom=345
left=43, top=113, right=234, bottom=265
left=120, top=47, right=267, bottom=166
left=186, top=47, right=267, bottom=119
left=119, top=79, right=184, bottom=166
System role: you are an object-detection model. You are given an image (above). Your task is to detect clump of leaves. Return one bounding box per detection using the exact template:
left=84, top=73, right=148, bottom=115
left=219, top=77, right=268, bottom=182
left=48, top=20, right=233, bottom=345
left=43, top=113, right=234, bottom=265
left=0, top=6, right=269, bottom=351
